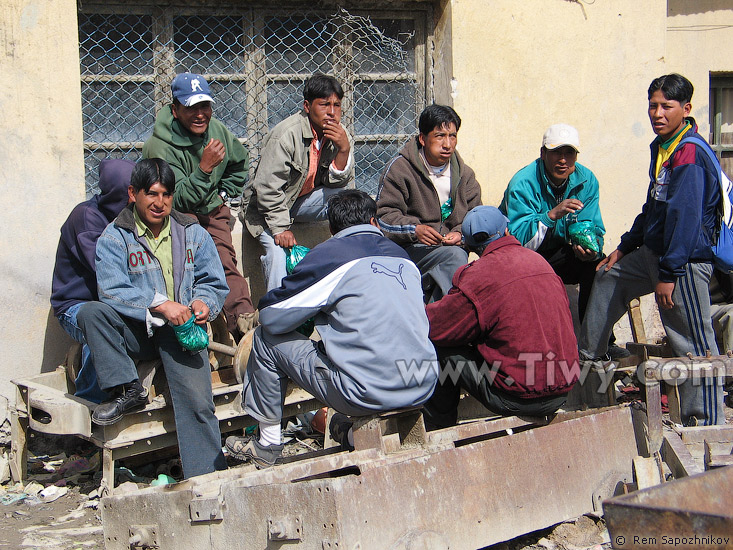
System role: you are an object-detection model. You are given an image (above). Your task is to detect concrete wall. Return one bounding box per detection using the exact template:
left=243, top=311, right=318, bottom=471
left=0, top=1, right=84, bottom=400
left=667, top=0, right=733, bottom=141
left=443, top=0, right=668, bottom=250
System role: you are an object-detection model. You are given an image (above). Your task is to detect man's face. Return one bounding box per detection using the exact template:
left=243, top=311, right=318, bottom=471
left=648, top=89, right=691, bottom=141
left=171, top=101, right=212, bottom=136
left=541, top=146, right=577, bottom=185
left=128, top=182, right=172, bottom=234
left=304, top=94, right=342, bottom=136
left=419, top=123, right=458, bottom=166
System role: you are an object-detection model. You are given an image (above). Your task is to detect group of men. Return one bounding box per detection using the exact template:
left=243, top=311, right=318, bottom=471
left=51, top=70, right=727, bottom=478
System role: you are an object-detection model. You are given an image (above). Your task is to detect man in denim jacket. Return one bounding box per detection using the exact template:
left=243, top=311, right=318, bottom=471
left=77, top=158, right=228, bottom=478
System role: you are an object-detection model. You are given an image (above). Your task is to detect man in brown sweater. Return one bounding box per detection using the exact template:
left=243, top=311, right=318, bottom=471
left=376, top=105, right=482, bottom=302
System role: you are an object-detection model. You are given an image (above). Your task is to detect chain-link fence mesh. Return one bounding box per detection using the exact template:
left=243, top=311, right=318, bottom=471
left=80, top=6, right=427, bottom=197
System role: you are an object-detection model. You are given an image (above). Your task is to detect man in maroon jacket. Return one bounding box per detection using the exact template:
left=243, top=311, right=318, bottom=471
left=424, top=206, right=579, bottom=428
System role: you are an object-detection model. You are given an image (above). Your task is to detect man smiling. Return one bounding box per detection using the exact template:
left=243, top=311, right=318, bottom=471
left=78, top=158, right=229, bottom=477
left=377, top=105, right=482, bottom=302
left=143, top=73, right=257, bottom=341
left=579, top=73, right=725, bottom=426
left=241, top=73, right=354, bottom=290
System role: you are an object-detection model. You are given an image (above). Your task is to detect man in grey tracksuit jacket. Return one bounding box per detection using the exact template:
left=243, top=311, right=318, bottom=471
left=228, top=190, right=438, bottom=466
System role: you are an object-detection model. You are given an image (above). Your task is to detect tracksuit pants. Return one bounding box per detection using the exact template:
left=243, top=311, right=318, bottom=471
left=579, top=246, right=725, bottom=426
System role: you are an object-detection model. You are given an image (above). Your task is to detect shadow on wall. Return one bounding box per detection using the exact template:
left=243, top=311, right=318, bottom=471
left=42, top=308, right=75, bottom=374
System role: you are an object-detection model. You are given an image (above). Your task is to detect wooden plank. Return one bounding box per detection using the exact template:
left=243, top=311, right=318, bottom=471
left=626, top=298, right=647, bottom=344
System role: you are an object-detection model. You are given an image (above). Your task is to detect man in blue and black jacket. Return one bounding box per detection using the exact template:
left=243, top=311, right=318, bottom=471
left=226, top=190, right=438, bottom=467
left=579, top=73, right=725, bottom=426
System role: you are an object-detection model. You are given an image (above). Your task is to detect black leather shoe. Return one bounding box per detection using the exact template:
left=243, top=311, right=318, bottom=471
left=329, top=413, right=354, bottom=451
left=607, top=344, right=631, bottom=360
left=92, top=381, right=148, bottom=426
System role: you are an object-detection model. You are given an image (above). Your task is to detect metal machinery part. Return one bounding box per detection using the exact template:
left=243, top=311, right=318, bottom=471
left=101, top=407, right=640, bottom=550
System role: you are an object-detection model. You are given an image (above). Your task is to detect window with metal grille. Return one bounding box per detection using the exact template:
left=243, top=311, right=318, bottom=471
left=709, top=74, right=733, bottom=175
left=79, top=5, right=431, bottom=197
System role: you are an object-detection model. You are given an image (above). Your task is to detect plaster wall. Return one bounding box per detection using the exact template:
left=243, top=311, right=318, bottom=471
left=0, top=1, right=84, bottom=400
left=666, top=0, right=733, bottom=142
left=444, top=0, right=667, bottom=250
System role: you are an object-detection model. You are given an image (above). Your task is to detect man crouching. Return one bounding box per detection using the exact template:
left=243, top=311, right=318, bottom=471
left=423, top=206, right=579, bottom=429
left=226, top=190, right=438, bottom=467
left=78, top=158, right=228, bottom=478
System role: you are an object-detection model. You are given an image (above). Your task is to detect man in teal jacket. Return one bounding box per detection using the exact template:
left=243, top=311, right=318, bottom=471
left=143, top=73, right=257, bottom=340
left=500, top=123, right=627, bottom=359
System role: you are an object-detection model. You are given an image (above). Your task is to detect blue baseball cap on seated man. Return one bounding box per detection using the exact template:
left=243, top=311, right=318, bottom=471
left=171, top=73, right=214, bottom=107
left=461, top=206, right=510, bottom=248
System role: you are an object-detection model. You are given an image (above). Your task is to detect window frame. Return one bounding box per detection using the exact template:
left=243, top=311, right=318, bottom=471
left=79, top=3, right=434, bottom=193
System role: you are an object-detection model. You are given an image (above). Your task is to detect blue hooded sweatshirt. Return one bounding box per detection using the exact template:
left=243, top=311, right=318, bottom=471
left=51, top=159, right=135, bottom=316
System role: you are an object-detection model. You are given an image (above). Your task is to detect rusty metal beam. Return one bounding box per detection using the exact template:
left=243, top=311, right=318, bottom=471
left=102, top=407, right=638, bottom=550
left=604, top=467, right=733, bottom=549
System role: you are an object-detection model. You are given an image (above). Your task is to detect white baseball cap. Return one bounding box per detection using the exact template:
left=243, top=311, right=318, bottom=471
left=542, top=123, right=580, bottom=152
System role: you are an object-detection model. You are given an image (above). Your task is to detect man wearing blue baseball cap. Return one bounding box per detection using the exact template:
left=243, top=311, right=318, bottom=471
left=423, top=206, right=579, bottom=428
left=143, top=72, right=257, bottom=341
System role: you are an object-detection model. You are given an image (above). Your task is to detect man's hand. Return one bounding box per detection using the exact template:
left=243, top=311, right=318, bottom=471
left=151, top=300, right=192, bottom=326
left=548, top=199, right=584, bottom=221
left=274, top=230, right=297, bottom=248
left=597, top=249, right=624, bottom=272
left=415, top=224, right=444, bottom=246
left=655, top=281, right=675, bottom=310
left=323, top=120, right=351, bottom=171
left=199, top=139, right=226, bottom=174
left=442, top=231, right=462, bottom=246
left=190, top=299, right=210, bottom=325
left=573, top=244, right=597, bottom=262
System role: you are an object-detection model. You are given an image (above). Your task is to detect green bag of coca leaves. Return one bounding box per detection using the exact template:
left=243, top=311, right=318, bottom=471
left=285, top=245, right=310, bottom=274
left=172, top=316, right=209, bottom=352
left=568, top=220, right=600, bottom=256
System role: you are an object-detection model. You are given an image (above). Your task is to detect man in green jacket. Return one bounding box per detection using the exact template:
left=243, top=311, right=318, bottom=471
left=143, top=73, right=257, bottom=340
left=499, top=123, right=628, bottom=360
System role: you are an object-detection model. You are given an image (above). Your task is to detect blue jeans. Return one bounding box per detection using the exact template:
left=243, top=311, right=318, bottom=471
left=77, top=302, right=226, bottom=478
left=56, top=302, right=109, bottom=404
left=257, top=186, right=344, bottom=291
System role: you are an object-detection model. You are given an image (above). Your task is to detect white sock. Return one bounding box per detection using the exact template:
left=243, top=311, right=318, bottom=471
left=258, top=422, right=281, bottom=447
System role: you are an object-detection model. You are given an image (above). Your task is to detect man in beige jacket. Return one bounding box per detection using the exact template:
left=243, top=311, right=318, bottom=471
left=241, top=74, right=354, bottom=290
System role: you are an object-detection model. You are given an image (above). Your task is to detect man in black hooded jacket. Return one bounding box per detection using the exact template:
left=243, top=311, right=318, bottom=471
left=51, top=159, right=135, bottom=402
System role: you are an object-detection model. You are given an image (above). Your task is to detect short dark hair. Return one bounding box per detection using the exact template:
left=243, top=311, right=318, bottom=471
left=303, top=73, right=344, bottom=102
left=328, top=190, right=376, bottom=234
left=130, top=158, right=176, bottom=194
left=418, top=104, right=461, bottom=135
left=648, top=73, right=694, bottom=104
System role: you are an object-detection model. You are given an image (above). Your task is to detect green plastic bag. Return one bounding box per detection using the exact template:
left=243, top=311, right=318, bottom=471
left=440, top=197, right=453, bottom=222
left=172, top=315, right=209, bottom=352
left=568, top=220, right=600, bottom=256
left=285, top=245, right=315, bottom=337
left=285, top=245, right=310, bottom=274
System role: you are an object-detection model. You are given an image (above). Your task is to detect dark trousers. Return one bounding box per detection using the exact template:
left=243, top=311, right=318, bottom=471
left=422, top=346, right=568, bottom=430
left=196, top=204, right=254, bottom=334
left=404, top=244, right=468, bottom=303
left=541, top=244, right=616, bottom=346
left=77, top=302, right=227, bottom=478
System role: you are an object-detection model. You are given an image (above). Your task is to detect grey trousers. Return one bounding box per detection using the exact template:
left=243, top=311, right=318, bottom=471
left=242, top=327, right=375, bottom=423
left=77, top=302, right=227, bottom=477
left=404, top=244, right=468, bottom=303
left=710, top=302, right=733, bottom=353
left=579, top=246, right=724, bottom=425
